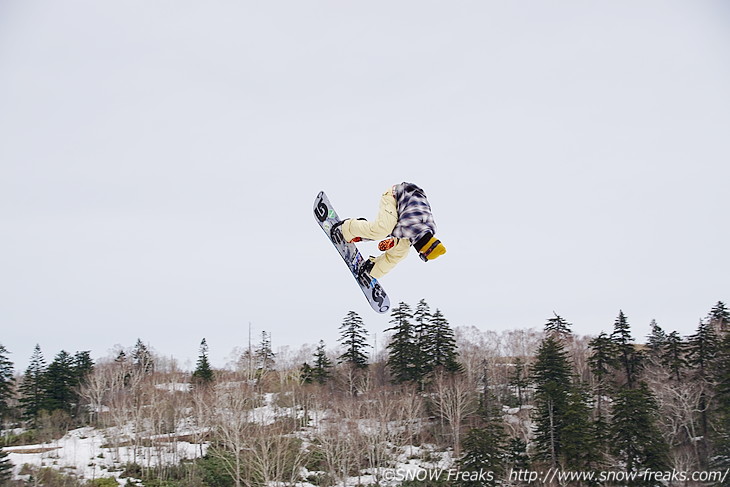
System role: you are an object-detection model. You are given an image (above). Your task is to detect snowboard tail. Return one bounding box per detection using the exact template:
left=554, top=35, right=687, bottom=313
left=314, top=191, right=390, bottom=314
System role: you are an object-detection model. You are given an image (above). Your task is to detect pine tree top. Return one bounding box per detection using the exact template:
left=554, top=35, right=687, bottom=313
left=709, top=301, right=729, bottom=327
left=338, top=311, right=370, bottom=368
left=414, top=299, right=432, bottom=327
left=311, top=340, right=334, bottom=384
left=645, top=319, right=668, bottom=359
left=132, top=339, right=154, bottom=373
left=193, top=337, right=214, bottom=385
left=26, top=344, right=46, bottom=369
left=611, top=310, right=634, bottom=343
left=686, top=319, right=719, bottom=373
left=544, top=312, right=573, bottom=338
left=588, top=332, right=617, bottom=379
left=386, top=302, right=414, bottom=331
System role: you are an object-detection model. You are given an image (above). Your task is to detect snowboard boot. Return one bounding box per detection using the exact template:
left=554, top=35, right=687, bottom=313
left=330, top=218, right=366, bottom=243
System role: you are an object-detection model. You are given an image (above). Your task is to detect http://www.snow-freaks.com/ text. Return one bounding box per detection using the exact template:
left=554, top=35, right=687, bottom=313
left=381, top=467, right=730, bottom=485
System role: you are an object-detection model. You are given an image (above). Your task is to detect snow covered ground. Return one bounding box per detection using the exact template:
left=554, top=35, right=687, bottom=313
left=2, top=391, right=482, bottom=486
left=5, top=426, right=206, bottom=485
left=5, top=426, right=452, bottom=487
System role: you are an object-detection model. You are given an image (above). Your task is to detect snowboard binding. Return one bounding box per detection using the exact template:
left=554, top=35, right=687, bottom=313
left=356, top=258, right=377, bottom=289
left=358, top=256, right=375, bottom=278
left=329, top=218, right=366, bottom=243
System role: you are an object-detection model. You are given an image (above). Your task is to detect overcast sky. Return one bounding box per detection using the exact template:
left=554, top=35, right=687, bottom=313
left=1, top=1, right=729, bottom=371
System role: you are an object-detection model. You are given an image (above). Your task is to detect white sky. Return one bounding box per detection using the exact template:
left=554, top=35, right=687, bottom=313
left=1, top=1, right=729, bottom=371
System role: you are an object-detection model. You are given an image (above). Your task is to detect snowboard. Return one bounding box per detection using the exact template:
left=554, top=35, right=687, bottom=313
left=314, top=191, right=390, bottom=314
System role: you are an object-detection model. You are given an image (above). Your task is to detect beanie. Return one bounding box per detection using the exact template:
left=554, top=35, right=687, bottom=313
left=415, top=233, right=446, bottom=262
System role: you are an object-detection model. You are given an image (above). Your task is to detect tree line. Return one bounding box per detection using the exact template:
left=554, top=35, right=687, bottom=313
left=0, top=300, right=728, bottom=486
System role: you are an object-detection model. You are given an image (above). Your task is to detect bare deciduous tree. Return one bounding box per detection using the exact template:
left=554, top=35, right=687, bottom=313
left=207, top=382, right=307, bottom=487
left=208, top=383, right=257, bottom=487
left=431, top=372, right=478, bottom=457
left=247, top=421, right=307, bottom=486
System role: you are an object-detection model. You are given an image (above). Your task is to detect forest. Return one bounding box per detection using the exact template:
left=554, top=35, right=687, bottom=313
left=0, top=300, right=729, bottom=487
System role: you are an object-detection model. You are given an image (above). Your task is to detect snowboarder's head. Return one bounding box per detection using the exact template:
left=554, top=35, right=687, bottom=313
left=415, top=233, right=446, bottom=262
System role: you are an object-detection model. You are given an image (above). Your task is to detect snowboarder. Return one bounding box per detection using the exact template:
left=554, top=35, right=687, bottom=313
left=331, top=182, right=446, bottom=279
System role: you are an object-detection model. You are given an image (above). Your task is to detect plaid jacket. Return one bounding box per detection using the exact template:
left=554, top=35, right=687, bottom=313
left=391, top=182, right=437, bottom=244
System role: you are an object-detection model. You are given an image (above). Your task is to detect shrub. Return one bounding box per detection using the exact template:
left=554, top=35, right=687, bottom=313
left=86, top=478, right=119, bottom=487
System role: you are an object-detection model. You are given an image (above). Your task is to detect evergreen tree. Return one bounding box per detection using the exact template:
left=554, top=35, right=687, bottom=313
left=660, top=331, right=687, bottom=381
left=588, top=333, right=613, bottom=451
left=508, top=358, right=529, bottom=407
left=588, top=332, right=616, bottom=429
left=0, top=447, right=12, bottom=486
left=73, top=351, right=94, bottom=385
left=427, top=309, right=461, bottom=375
left=505, top=437, right=530, bottom=471
left=114, top=350, right=132, bottom=387
left=459, top=379, right=507, bottom=487
left=255, top=331, right=275, bottom=371
left=610, top=311, right=643, bottom=388
left=610, top=382, right=670, bottom=481
left=386, top=300, right=459, bottom=385
left=712, top=332, right=730, bottom=473
left=708, top=301, right=730, bottom=333
left=70, top=351, right=94, bottom=418
left=544, top=312, right=572, bottom=339
left=686, top=318, right=719, bottom=467
left=530, top=335, right=573, bottom=467
left=0, top=345, right=13, bottom=423
left=311, top=341, right=333, bottom=385
left=192, top=338, right=214, bottom=385
left=561, top=383, right=602, bottom=471
left=686, top=319, right=718, bottom=377
left=132, top=338, right=154, bottom=374
left=645, top=319, right=666, bottom=358
left=532, top=315, right=601, bottom=471
left=459, top=428, right=506, bottom=487
left=386, top=302, right=418, bottom=384
left=413, top=298, right=431, bottom=321
left=413, top=299, right=433, bottom=378
left=337, top=311, right=370, bottom=369
left=41, top=350, right=77, bottom=414
left=299, top=362, right=314, bottom=385
left=19, top=344, right=46, bottom=425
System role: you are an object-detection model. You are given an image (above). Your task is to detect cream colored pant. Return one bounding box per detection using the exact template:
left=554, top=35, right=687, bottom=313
left=341, top=188, right=411, bottom=278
